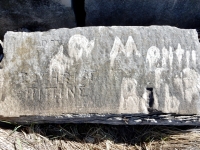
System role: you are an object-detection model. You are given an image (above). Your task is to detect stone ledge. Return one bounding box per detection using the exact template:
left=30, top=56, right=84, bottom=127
left=2, top=114, right=200, bottom=125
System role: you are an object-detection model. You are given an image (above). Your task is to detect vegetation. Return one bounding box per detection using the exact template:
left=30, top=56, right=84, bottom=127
left=0, top=122, right=199, bottom=149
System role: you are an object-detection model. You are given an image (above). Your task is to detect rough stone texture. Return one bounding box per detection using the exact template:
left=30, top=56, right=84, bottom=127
left=85, top=0, right=200, bottom=28
left=1, top=26, right=200, bottom=124
left=0, top=0, right=75, bottom=40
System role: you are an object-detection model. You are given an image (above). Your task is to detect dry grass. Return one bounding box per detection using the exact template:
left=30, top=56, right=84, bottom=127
left=0, top=122, right=199, bottom=150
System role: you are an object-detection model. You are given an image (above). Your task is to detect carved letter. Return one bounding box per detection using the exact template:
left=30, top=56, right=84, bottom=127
left=175, top=44, right=184, bottom=68
left=146, top=46, right=161, bottom=71
left=49, top=45, right=68, bottom=76
left=68, top=34, right=94, bottom=61
left=110, top=36, right=140, bottom=67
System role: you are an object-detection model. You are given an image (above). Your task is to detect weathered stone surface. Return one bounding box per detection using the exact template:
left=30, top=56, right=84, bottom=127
left=1, top=26, right=200, bottom=124
left=85, top=0, right=200, bottom=28
left=0, top=0, right=75, bottom=40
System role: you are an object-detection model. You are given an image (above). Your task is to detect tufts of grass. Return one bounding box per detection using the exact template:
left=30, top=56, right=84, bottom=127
left=0, top=121, right=200, bottom=149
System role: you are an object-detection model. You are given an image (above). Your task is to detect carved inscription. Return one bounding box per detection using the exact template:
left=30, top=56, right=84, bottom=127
left=20, top=72, right=73, bottom=97
left=18, top=68, right=96, bottom=108
left=4, top=27, right=198, bottom=116
left=16, top=34, right=96, bottom=108
left=109, top=36, right=200, bottom=114
left=16, top=34, right=199, bottom=111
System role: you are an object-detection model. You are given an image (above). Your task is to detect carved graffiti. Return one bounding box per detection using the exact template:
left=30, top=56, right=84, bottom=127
left=49, top=34, right=95, bottom=76
left=110, top=36, right=141, bottom=67
left=119, top=78, right=148, bottom=113
left=12, top=33, right=199, bottom=114
left=68, top=34, right=95, bottom=60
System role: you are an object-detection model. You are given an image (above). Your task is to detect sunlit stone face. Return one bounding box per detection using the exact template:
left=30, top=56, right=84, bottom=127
left=1, top=26, right=200, bottom=120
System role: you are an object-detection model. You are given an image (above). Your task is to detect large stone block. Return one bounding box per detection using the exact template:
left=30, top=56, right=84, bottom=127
left=1, top=26, right=200, bottom=124
left=85, top=0, right=200, bottom=28
left=0, top=0, right=75, bottom=40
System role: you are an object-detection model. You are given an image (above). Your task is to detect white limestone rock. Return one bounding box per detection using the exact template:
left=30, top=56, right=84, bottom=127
left=1, top=26, right=200, bottom=120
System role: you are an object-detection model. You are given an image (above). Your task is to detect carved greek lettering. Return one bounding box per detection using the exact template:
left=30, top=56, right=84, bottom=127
left=50, top=71, right=58, bottom=85
left=79, top=86, right=89, bottom=97
left=46, top=88, right=55, bottom=101
left=27, top=88, right=34, bottom=101
left=33, top=88, right=41, bottom=101
left=58, top=74, right=64, bottom=84
left=39, top=88, right=47, bottom=101
left=10, top=30, right=199, bottom=114
left=66, top=86, right=75, bottom=99
left=54, top=88, right=62, bottom=99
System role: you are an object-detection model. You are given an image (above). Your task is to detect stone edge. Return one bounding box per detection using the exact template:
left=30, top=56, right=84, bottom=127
left=1, top=114, right=200, bottom=125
